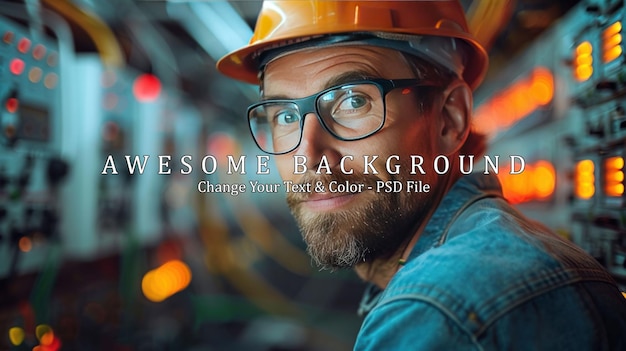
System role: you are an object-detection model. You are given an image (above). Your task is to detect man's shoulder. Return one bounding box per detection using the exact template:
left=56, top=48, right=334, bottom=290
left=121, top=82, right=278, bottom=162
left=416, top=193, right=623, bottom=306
left=395, top=195, right=587, bottom=281
left=381, top=195, right=615, bottom=327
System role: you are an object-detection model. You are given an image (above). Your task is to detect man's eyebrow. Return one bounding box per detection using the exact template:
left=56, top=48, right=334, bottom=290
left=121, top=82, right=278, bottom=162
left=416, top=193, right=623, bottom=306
left=261, top=70, right=375, bottom=101
left=322, top=70, right=373, bottom=90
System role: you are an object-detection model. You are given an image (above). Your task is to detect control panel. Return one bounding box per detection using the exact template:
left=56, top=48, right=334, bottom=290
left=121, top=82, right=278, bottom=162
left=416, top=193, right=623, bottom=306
left=475, top=0, right=626, bottom=285
left=0, top=16, right=68, bottom=278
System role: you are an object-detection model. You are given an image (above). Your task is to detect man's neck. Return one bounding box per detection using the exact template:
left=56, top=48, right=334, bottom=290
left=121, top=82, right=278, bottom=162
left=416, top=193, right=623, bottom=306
left=353, top=219, right=427, bottom=289
left=353, top=172, right=461, bottom=289
left=354, top=250, right=404, bottom=289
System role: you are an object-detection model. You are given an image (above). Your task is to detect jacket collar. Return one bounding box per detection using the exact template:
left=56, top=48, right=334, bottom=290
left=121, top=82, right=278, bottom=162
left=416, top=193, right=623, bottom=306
left=357, top=173, right=503, bottom=316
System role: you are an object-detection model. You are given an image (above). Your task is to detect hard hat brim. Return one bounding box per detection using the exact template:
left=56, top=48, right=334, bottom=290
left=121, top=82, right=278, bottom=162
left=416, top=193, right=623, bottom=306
left=217, top=27, right=488, bottom=90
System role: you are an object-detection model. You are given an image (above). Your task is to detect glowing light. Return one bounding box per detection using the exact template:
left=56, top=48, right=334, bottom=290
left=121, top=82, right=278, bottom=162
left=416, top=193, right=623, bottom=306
left=34, top=327, right=61, bottom=351
left=605, top=183, right=624, bottom=196
left=577, top=159, right=594, bottom=173
left=604, top=21, right=622, bottom=38
left=35, top=325, right=52, bottom=341
left=603, top=22, right=623, bottom=63
left=474, top=67, right=554, bottom=135
left=530, top=68, right=554, bottom=106
left=574, top=41, right=593, bottom=81
left=44, top=73, right=58, bottom=89
left=41, top=331, right=54, bottom=345
left=606, top=156, right=624, bottom=169
left=17, top=38, right=31, bottom=53
left=10, top=58, right=25, bottom=75
left=604, top=33, right=622, bottom=49
left=532, top=161, right=556, bottom=199
left=576, top=41, right=592, bottom=54
left=575, top=53, right=593, bottom=66
left=29, top=67, right=43, bottom=83
left=604, top=156, right=624, bottom=197
left=9, top=327, right=25, bottom=346
left=608, top=171, right=625, bottom=182
left=3, top=31, right=14, bottom=44
left=33, top=44, right=46, bottom=60
left=575, top=66, right=593, bottom=80
left=6, top=97, right=18, bottom=113
left=575, top=159, right=595, bottom=200
left=142, top=260, right=192, bottom=302
left=604, top=46, right=623, bottom=63
left=133, top=73, right=161, bottom=102
left=18, top=237, right=32, bottom=252
left=498, top=160, right=556, bottom=204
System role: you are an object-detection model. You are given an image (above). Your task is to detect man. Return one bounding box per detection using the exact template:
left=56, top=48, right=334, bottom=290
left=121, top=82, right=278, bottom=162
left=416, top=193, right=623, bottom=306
left=217, top=1, right=626, bottom=349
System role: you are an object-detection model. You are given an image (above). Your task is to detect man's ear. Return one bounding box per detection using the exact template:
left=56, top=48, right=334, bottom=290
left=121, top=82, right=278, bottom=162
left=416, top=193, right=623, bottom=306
left=436, top=80, right=472, bottom=156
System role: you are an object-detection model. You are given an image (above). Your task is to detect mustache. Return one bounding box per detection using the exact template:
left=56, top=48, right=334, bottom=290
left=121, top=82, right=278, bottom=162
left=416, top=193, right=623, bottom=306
left=286, top=170, right=382, bottom=203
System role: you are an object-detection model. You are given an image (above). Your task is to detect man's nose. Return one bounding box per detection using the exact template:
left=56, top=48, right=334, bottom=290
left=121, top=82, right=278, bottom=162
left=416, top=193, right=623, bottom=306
left=296, top=112, right=341, bottom=169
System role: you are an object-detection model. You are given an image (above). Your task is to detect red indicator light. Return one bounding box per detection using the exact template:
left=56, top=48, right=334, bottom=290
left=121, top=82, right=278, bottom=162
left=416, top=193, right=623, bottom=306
left=17, top=38, right=31, bottom=53
left=3, top=31, right=14, bottom=44
left=10, top=58, right=25, bottom=75
left=18, top=237, right=32, bottom=252
left=6, top=97, right=18, bottom=113
left=133, top=73, right=161, bottom=102
left=33, top=44, right=46, bottom=60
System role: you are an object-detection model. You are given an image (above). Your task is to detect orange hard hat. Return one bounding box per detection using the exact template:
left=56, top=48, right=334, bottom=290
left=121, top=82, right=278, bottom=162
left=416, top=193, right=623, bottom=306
left=217, top=0, right=489, bottom=89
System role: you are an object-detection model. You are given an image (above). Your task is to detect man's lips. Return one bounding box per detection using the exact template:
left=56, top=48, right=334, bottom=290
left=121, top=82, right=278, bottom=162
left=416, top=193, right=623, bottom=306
left=299, top=192, right=358, bottom=211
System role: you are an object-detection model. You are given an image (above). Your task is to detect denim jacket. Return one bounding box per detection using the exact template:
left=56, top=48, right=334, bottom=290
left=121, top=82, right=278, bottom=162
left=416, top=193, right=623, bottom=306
left=355, top=173, right=626, bottom=350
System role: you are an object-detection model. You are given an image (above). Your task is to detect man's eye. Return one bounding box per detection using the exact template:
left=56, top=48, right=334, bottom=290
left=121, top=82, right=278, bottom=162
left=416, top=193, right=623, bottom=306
left=334, top=94, right=370, bottom=115
left=274, top=110, right=301, bottom=125
left=345, top=96, right=367, bottom=109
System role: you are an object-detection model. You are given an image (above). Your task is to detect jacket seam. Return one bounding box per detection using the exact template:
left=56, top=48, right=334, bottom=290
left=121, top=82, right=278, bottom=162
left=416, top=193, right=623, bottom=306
left=437, top=192, right=501, bottom=246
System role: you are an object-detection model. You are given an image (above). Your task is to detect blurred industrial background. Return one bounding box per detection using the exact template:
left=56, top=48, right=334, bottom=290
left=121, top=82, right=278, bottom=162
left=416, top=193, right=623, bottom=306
left=2, top=0, right=626, bottom=350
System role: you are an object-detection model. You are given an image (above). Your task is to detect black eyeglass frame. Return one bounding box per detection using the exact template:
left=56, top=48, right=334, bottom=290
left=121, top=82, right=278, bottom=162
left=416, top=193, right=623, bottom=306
left=247, top=78, right=440, bottom=155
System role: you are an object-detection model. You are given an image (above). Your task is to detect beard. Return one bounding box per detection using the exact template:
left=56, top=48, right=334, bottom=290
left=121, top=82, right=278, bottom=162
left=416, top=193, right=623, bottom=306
left=286, top=170, right=433, bottom=270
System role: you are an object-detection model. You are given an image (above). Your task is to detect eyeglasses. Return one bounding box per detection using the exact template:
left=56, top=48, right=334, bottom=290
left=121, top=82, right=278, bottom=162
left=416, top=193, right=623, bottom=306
left=247, top=78, right=439, bottom=154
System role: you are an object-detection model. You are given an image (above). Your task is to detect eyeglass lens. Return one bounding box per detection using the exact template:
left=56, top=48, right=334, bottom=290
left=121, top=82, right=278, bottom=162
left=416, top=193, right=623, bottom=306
left=248, top=82, right=385, bottom=154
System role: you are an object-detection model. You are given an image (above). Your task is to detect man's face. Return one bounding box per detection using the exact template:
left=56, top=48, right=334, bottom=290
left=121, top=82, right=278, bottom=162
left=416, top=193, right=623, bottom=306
left=263, top=46, right=444, bottom=269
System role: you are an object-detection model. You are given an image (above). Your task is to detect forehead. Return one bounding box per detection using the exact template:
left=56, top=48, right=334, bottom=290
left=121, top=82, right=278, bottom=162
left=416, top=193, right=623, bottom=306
left=262, top=46, right=414, bottom=96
